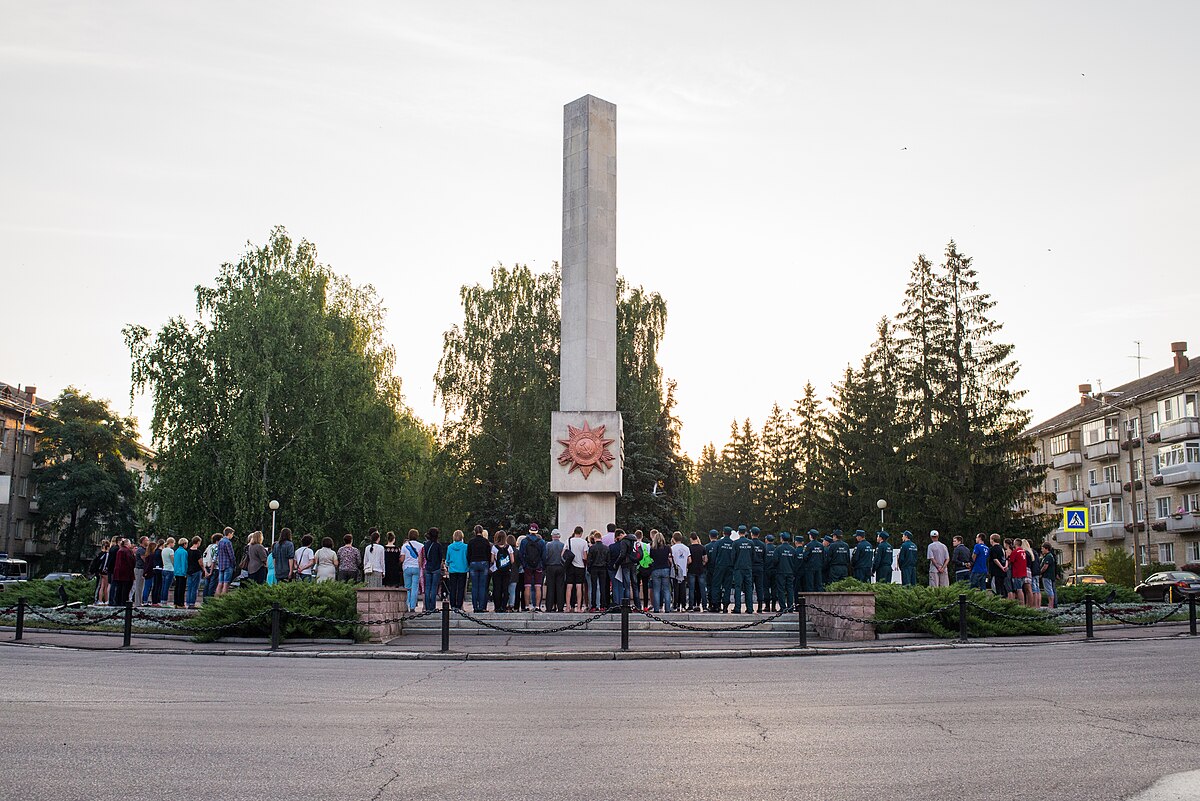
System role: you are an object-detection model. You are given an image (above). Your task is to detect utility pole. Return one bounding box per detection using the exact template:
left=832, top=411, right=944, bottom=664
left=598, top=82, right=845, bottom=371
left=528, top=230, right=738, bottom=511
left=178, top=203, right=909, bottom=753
left=1126, top=421, right=1143, bottom=585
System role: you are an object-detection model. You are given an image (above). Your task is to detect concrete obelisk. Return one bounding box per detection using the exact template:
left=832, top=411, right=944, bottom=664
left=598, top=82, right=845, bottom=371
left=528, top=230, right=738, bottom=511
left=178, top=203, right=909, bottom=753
left=551, top=95, right=623, bottom=539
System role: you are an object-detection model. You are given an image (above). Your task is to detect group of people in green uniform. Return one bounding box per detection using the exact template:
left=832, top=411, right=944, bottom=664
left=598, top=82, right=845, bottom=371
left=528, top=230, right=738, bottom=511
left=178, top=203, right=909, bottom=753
left=701, top=525, right=923, bottom=613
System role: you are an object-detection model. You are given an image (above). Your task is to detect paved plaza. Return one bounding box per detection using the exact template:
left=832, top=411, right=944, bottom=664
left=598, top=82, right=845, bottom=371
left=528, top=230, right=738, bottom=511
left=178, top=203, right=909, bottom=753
left=2, top=637, right=1197, bottom=800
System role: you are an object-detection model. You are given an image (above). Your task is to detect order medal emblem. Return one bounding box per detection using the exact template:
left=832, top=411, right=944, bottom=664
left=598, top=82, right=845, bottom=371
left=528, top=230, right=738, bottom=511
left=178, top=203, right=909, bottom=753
left=556, top=421, right=616, bottom=479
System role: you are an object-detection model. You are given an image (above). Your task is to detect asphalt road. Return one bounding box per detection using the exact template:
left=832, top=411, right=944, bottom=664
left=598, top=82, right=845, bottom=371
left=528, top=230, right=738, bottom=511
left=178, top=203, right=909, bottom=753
left=2, top=638, right=1198, bottom=801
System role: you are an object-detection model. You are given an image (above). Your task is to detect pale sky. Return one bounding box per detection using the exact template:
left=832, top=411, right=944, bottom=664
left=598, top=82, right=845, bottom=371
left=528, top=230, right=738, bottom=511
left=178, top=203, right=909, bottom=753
left=2, top=1, right=1197, bottom=458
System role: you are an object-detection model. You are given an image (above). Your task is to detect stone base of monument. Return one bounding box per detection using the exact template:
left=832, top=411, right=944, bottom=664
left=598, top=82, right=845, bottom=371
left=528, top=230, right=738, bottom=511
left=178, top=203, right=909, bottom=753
left=356, top=587, right=409, bottom=642
left=797, top=592, right=876, bottom=641
left=401, top=610, right=818, bottom=639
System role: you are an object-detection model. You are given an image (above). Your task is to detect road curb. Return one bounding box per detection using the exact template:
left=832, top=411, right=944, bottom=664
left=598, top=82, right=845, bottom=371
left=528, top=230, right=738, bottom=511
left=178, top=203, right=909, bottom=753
left=2, top=630, right=1193, bottom=662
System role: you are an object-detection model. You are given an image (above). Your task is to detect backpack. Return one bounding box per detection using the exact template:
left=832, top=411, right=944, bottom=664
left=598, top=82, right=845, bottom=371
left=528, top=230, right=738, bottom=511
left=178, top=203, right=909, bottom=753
left=563, top=540, right=576, bottom=567
left=638, top=543, right=652, bottom=569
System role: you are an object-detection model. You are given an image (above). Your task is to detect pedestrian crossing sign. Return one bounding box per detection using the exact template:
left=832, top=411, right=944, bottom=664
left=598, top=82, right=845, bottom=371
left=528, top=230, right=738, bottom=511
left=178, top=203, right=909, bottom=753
left=1063, top=507, right=1089, bottom=533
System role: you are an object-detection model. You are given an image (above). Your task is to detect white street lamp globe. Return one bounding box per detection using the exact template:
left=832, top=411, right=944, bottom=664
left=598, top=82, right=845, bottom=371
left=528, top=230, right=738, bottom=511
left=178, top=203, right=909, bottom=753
left=269, top=500, right=280, bottom=511
left=876, top=499, right=887, bottom=510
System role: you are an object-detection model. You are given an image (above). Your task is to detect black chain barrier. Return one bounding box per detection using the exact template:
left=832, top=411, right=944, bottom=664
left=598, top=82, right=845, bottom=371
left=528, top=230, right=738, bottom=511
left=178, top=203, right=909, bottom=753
left=1095, top=601, right=1188, bottom=626
left=286, top=608, right=439, bottom=627
left=450, top=606, right=617, bottom=635
left=637, top=605, right=797, bottom=632
left=24, top=606, right=127, bottom=626
left=805, top=601, right=959, bottom=627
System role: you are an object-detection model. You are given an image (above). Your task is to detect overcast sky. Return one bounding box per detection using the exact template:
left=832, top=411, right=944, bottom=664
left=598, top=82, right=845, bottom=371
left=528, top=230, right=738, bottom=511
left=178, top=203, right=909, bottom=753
left=2, top=1, right=1197, bottom=457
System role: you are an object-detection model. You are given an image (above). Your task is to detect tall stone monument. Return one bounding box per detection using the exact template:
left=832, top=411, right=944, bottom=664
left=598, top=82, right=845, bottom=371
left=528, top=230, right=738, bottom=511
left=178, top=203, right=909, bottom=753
left=551, top=95, right=623, bottom=539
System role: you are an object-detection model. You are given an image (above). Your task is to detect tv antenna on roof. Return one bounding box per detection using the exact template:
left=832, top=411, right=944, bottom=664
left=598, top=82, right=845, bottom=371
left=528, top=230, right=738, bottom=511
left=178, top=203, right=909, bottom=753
left=1128, top=340, right=1149, bottom=378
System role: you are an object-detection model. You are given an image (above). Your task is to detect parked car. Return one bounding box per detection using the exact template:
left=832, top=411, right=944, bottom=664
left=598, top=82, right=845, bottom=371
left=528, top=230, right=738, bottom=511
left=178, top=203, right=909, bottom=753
left=1065, top=574, right=1107, bottom=586
left=1134, top=571, right=1200, bottom=602
left=42, top=572, right=82, bottom=582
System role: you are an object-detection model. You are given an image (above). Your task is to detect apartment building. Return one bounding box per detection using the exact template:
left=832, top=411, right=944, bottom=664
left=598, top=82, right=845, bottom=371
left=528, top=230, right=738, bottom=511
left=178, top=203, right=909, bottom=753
left=0, top=383, right=51, bottom=562
left=1024, top=342, right=1200, bottom=577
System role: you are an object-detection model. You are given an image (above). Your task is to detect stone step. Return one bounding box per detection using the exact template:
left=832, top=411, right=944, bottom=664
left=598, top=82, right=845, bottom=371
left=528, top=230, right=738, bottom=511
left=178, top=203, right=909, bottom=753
left=400, top=610, right=817, bottom=636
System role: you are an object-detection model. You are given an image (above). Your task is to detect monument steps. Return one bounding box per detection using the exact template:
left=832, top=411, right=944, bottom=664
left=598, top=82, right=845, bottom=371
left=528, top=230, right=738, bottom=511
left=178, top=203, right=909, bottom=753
left=401, top=610, right=817, bottom=637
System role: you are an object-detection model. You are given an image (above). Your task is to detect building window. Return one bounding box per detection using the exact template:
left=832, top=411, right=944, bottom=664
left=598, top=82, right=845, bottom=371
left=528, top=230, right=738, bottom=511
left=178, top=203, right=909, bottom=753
left=1103, top=465, right=1121, bottom=483
left=1132, top=458, right=1144, bottom=481
left=1156, top=497, right=1172, bottom=519
left=1138, top=545, right=1149, bottom=565
left=1083, top=416, right=1119, bottom=446
left=1184, top=492, right=1200, bottom=513
left=18, top=477, right=28, bottom=497
left=1159, top=543, right=1175, bottom=564
left=1076, top=549, right=1087, bottom=569
left=1149, top=411, right=1160, bottom=433
left=1052, top=478, right=1061, bottom=493
left=1158, top=442, right=1200, bottom=469
left=1087, top=469, right=1098, bottom=486
left=1187, top=541, right=1200, bottom=562
left=1050, top=433, right=1076, bottom=456
left=1069, top=474, right=1081, bottom=491
left=1090, top=499, right=1122, bottom=523
left=1135, top=501, right=1145, bottom=523
left=1128, top=416, right=1141, bottom=439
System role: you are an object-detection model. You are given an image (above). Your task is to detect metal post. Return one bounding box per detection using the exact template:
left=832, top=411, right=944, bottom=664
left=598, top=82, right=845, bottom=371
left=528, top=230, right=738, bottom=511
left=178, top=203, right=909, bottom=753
left=1085, top=595, right=1094, bottom=639
left=440, top=600, right=450, bottom=653
left=797, top=597, right=807, bottom=648
left=1189, top=594, right=1197, bottom=637
left=958, top=593, right=969, bottom=641
left=122, top=600, right=133, bottom=647
left=270, top=602, right=281, bottom=651
left=15, top=596, right=25, bottom=640
left=620, top=598, right=630, bottom=651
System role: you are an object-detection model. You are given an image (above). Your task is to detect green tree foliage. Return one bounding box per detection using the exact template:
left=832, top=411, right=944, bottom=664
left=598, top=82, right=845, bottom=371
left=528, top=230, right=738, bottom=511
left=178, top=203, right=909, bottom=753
left=32, top=388, right=141, bottom=568
left=124, top=227, right=435, bottom=539
left=1086, top=547, right=1135, bottom=587
left=435, top=265, right=688, bottom=531
left=694, top=242, right=1047, bottom=542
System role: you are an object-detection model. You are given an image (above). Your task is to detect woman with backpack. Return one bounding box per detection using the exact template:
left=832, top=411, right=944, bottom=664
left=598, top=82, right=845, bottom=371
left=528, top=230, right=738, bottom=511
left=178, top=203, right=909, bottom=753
left=648, top=530, right=673, bottom=613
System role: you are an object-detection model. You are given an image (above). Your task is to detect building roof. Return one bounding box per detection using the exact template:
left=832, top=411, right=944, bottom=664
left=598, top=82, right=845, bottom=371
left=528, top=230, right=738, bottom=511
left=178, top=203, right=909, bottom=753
left=0, top=381, right=52, bottom=415
left=1024, top=356, right=1200, bottom=438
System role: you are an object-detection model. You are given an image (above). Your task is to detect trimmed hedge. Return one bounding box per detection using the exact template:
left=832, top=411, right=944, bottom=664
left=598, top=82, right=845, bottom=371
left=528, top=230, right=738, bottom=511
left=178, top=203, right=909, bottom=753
left=825, top=578, right=1061, bottom=638
left=1055, top=583, right=1141, bottom=605
left=187, top=581, right=365, bottom=643
left=0, top=577, right=96, bottom=608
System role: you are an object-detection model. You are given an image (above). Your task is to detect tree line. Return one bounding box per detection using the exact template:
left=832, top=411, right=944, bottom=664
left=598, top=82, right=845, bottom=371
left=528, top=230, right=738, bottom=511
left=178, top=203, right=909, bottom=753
left=32, top=231, right=1047, bottom=569
left=693, top=241, right=1051, bottom=558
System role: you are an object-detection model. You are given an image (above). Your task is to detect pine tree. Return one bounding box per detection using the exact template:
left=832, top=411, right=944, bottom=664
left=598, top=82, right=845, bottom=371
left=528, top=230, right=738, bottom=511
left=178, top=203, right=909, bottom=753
left=792, top=381, right=825, bottom=529
left=758, top=403, right=798, bottom=531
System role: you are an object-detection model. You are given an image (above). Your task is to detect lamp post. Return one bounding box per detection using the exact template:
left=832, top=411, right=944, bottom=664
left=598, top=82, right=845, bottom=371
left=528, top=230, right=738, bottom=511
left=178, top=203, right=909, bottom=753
left=268, top=500, right=279, bottom=548
left=877, top=499, right=887, bottom=530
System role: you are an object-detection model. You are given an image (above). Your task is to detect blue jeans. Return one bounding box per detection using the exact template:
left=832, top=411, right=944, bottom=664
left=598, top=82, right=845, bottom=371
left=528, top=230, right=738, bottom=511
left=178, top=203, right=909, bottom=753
left=160, top=571, right=174, bottom=602
left=404, top=566, right=421, bottom=609
left=610, top=569, right=626, bottom=606
left=651, top=568, right=672, bottom=612
left=970, top=573, right=987, bottom=591
left=186, top=572, right=201, bottom=606
left=469, top=562, right=490, bottom=611
left=424, top=570, right=442, bottom=611
left=507, top=578, right=517, bottom=610
left=142, top=573, right=158, bottom=603
left=203, top=572, right=218, bottom=597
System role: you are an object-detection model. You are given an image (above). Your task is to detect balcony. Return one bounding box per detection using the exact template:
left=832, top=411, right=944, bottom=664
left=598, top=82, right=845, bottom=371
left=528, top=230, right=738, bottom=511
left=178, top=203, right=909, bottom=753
left=1054, top=489, right=1084, bottom=505
left=1121, top=437, right=1142, bottom=451
left=1054, top=529, right=1086, bottom=546
left=1159, top=418, right=1200, bottom=443
left=1051, top=451, right=1083, bottom=470
left=1086, top=481, right=1122, bottom=499
left=1160, top=465, right=1200, bottom=487
left=28, top=497, right=39, bottom=513
left=1091, top=521, right=1126, bottom=540
left=1165, top=514, right=1200, bottom=534
left=1085, top=440, right=1121, bottom=461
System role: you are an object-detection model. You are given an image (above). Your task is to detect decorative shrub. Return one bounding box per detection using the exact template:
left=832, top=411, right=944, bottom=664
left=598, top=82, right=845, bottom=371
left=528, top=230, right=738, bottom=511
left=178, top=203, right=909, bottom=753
left=1055, top=583, right=1141, bottom=605
left=824, top=578, right=1060, bottom=638
left=0, top=577, right=96, bottom=608
left=187, top=581, right=365, bottom=643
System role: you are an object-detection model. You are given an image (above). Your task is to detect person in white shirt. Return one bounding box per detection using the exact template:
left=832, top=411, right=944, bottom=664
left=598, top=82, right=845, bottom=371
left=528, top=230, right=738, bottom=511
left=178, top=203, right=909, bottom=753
left=363, top=529, right=386, bottom=588
left=564, top=526, right=590, bottom=612
left=670, top=531, right=691, bottom=612
left=159, top=538, right=176, bottom=605
left=294, top=534, right=316, bottom=581
left=926, top=530, right=950, bottom=587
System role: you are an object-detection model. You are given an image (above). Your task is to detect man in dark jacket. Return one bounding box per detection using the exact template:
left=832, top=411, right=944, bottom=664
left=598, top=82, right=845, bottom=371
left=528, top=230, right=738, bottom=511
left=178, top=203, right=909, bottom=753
left=874, top=531, right=893, bottom=584
left=851, top=530, right=874, bottom=582
left=773, top=533, right=796, bottom=610
left=801, top=530, right=826, bottom=593
left=587, top=533, right=610, bottom=610
left=825, top=530, right=851, bottom=585
left=110, top=538, right=136, bottom=607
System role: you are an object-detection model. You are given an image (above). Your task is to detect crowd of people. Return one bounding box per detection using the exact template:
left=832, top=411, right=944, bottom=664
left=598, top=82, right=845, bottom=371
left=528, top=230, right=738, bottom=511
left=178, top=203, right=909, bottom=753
left=85, top=522, right=1059, bottom=613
